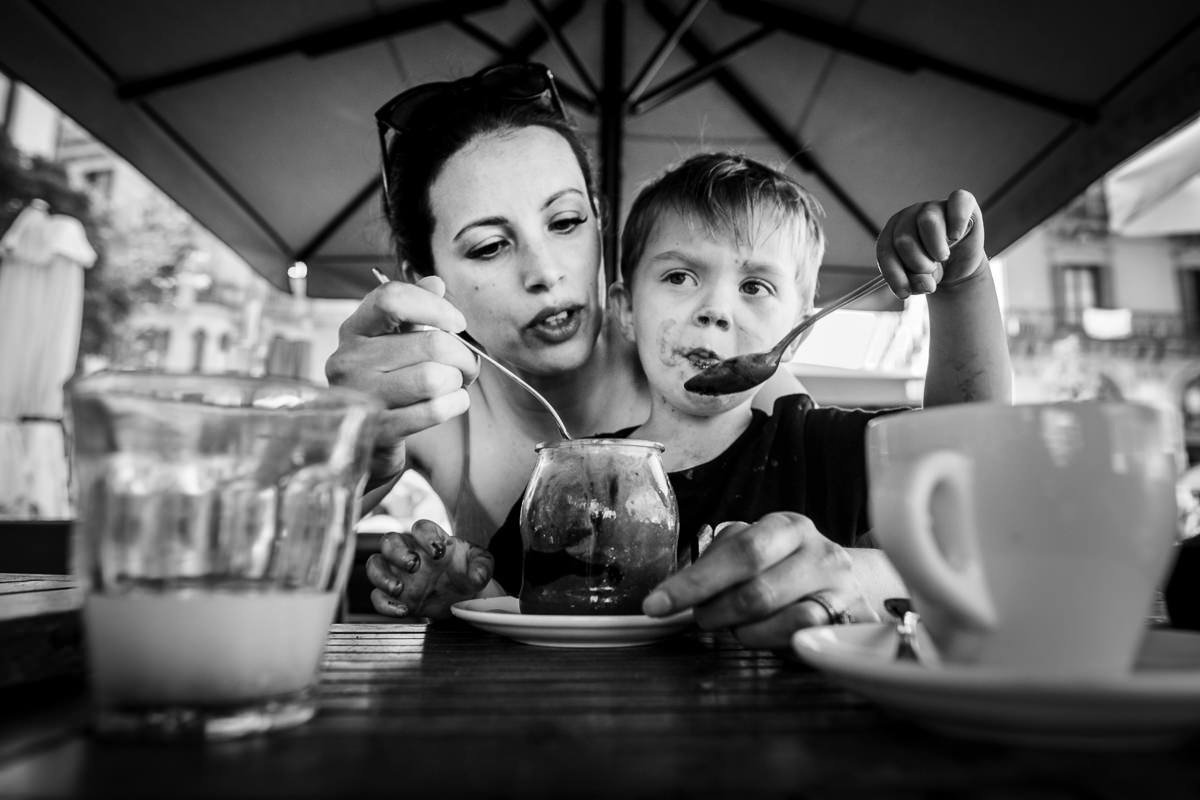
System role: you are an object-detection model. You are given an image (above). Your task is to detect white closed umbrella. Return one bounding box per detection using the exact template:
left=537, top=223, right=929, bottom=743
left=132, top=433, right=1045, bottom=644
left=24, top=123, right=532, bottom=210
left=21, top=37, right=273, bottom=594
left=1106, top=115, right=1200, bottom=237
left=0, top=200, right=97, bottom=519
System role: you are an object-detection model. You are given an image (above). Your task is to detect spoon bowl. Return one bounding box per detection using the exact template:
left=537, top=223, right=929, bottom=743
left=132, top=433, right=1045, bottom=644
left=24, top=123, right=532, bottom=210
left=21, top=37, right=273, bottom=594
left=884, top=597, right=923, bottom=664
left=684, top=275, right=889, bottom=396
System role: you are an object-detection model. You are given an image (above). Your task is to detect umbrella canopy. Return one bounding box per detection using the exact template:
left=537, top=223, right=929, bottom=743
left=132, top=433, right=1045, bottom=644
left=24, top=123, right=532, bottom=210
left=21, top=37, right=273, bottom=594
left=3, top=0, right=1200, bottom=307
left=1106, top=114, right=1200, bottom=237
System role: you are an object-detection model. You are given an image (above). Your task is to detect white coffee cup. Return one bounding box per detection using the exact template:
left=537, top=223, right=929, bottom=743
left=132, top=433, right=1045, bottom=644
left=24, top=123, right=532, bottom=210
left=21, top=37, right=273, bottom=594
left=867, top=401, right=1179, bottom=676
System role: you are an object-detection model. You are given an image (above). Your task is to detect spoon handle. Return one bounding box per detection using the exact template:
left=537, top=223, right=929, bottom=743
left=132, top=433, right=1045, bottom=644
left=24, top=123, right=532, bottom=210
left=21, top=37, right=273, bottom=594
left=370, top=269, right=572, bottom=440
left=775, top=275, right=890, bottom=355
left=451, top=333, right=573, bottom=441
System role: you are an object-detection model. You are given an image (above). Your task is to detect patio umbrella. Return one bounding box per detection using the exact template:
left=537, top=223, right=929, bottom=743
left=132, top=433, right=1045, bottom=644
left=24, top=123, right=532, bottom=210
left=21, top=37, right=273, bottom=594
left=0, top=199, right=97, bottom=519
left=1106, top=114, right=1200, bottom=237
left=2, top=1, right=1199, bottom=306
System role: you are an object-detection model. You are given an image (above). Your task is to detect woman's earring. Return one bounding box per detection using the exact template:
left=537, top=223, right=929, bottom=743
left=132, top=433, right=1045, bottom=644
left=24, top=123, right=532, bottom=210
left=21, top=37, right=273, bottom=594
left=398, top=260, right=420, bottom=284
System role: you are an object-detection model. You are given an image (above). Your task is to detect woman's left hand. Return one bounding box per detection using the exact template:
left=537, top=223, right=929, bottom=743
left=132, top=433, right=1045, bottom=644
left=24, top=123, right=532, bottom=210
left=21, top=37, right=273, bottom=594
left=366, top=519, right=496, bottom=620
left=641, top=512, right=879, bottom=649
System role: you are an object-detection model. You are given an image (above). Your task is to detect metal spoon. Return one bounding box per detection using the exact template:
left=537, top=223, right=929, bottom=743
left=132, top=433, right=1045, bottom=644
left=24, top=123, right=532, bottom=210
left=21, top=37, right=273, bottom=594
left=883, top=597, right=922, bottom=664
left=371, top=269, right=572, bottom=440
left=683, top=275, right=889, bottom=396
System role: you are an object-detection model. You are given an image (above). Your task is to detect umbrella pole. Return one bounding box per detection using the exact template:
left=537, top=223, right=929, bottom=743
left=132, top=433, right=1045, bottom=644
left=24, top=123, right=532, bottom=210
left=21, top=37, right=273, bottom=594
left=600, top=0, right=624, bottom=285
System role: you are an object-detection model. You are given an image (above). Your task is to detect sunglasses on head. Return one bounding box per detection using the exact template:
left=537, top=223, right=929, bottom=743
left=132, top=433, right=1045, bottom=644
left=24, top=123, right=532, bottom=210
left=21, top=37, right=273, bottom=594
left=375, top=63, right=566, bottom=207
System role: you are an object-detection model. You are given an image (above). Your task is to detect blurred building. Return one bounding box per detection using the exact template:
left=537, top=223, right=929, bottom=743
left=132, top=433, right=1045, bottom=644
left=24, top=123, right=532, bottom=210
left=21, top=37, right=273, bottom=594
left=1003, top=180, right=1200, bottom=460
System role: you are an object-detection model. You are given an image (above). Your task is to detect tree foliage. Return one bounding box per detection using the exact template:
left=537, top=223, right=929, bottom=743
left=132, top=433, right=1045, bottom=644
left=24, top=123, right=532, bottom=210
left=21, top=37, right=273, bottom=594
left=0, top=128, right=210, bottom=362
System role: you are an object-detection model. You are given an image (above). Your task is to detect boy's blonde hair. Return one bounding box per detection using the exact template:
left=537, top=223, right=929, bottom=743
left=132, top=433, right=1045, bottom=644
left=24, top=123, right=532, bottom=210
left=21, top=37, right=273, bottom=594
left=619, top=152, right=826, bottom=309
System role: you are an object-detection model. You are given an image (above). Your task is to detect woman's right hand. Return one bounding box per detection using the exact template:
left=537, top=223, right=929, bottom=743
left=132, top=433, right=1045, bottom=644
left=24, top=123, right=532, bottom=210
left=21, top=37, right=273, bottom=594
left=325, top=275, right=481, bottom=481
left=366, top=519, right=498, bottom=619
left=642, top=513, right=882, bottom=649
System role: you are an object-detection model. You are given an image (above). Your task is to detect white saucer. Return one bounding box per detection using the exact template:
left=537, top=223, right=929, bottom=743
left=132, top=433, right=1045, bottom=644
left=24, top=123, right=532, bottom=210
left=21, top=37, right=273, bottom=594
left=450, top=596, right=694, bottom=648
left=791, top=622, right=1200, bottom=749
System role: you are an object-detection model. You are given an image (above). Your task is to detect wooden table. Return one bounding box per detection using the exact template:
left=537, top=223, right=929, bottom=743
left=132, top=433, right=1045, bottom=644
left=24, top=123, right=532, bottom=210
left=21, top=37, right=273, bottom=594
left=0, top=574, right=82, bottom=689
left=2, top=616, right=1200, bottom=799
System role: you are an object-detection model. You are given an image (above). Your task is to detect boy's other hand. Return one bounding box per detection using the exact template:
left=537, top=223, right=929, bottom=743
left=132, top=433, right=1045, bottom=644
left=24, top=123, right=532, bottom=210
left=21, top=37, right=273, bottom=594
left=876, top=189, right=985, bottom=298
left=366, top=519, right=496, bottom=619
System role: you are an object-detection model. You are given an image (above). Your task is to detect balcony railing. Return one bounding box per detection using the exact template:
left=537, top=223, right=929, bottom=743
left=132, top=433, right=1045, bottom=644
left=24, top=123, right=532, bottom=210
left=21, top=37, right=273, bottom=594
left=1005, top=308, right=1200, bottom=359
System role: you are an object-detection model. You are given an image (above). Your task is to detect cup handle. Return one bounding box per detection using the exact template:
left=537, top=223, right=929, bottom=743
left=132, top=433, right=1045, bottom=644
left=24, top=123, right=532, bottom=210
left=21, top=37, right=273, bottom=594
left=875, top=450, right=996, bottom=630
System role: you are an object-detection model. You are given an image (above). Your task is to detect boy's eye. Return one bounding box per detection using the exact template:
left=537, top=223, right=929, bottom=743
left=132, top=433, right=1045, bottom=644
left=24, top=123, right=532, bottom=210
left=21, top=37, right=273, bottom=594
left=549, top=214, right=587, bottom=234
left=467, top=238, right=507, bottom=260
left=741, top=278, right=776, bottom=297
left=663, top=270, right=697, bottom=287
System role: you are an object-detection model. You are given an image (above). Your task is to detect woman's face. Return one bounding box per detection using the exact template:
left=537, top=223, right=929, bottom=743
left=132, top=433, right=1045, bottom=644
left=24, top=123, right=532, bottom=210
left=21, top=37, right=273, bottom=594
left=426, top=126, right=602, bottom=377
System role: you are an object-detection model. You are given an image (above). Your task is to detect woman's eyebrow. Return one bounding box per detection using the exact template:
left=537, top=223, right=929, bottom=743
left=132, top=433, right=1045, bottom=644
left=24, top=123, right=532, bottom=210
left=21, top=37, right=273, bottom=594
left=453, top=188, right=586, bottom=242
left=541, top=188, right=586, bottom=209
left=453, top=216, right=506, bottom=243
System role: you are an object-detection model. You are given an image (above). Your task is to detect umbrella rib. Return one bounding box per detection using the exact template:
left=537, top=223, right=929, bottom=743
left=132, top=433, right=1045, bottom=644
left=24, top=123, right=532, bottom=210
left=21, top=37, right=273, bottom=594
left=450, top=18, right=519, bottom=61
left=644, top=0, right=879, bottom=240
left=1099, top=13, right=1200, bottom=106
left=296, top=178, right=382, bottom=265
left=720, top=0, right=1096, bottom=123
left=299, top=0, right=596, bottom=273
left=453, top=16, right=596, bottom=115
left=136, top=104, right=295, bottom=261
left=525, top=0, right=599, bottom=100
left=27, top=0, right=296, bottom=270
left=625, top=0, right=709, bottom=105
left=502, top=0, right=587, bottom=60
left=984, top=13, right=1200, bottom=230
left=629, top=27, right=771, bottom=116
left=114, top=0, right=506, bottom=100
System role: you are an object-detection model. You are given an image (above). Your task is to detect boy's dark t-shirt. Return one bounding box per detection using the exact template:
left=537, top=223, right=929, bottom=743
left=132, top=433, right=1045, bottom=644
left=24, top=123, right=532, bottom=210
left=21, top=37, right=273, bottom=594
left=488, top=394, right=903, bottom=594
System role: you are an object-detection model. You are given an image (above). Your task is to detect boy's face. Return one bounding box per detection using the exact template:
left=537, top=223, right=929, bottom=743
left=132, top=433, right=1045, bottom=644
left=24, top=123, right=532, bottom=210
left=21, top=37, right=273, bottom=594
left=612, top=210, right=812, bottom=416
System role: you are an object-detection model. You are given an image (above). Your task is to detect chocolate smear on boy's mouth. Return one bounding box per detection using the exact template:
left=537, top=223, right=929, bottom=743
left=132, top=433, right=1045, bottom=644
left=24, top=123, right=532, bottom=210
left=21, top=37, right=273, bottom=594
left=683, top=348, right=721, bottom=370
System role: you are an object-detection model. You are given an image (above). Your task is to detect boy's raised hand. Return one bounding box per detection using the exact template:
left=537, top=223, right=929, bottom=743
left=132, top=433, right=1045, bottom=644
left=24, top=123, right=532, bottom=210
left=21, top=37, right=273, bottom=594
left=876, top=189, right=985, bottom=298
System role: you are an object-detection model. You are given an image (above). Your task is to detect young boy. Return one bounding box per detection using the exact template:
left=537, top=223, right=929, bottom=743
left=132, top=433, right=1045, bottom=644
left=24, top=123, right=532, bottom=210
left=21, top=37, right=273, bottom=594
left=486, top=152, right=1011, bottom=594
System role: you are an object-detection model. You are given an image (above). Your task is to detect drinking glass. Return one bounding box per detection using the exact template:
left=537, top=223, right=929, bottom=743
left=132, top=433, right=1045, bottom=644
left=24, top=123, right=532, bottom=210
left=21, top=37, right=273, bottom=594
left=67, top=371, right=380, bottom=739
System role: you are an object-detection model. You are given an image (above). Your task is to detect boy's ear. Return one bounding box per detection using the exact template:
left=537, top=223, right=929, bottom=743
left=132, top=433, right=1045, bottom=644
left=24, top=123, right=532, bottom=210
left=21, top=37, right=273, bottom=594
left=608, top=281, right=636, bottom=343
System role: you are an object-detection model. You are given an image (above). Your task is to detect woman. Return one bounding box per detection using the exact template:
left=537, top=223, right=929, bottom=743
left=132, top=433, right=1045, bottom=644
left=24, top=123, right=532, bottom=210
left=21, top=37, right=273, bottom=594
left=327, top=63, right=1009, bottom=647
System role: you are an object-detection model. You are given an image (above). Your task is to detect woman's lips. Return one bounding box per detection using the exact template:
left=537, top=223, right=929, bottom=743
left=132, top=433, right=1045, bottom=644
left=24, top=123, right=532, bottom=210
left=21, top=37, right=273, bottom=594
left=525, top=305, right=584, bottom=344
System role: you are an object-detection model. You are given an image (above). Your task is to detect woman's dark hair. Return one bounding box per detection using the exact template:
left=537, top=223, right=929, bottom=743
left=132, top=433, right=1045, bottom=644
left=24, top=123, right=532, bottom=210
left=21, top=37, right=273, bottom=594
left=382, top=101, right=598, bottom=279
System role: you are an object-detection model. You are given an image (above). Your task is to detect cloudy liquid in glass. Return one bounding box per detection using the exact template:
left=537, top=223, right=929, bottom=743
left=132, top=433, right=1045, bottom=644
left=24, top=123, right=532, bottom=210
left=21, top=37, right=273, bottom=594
left=85, top=589, right=338, bottom=705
